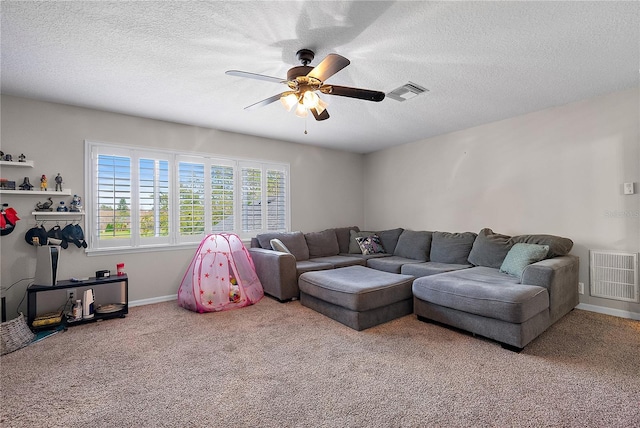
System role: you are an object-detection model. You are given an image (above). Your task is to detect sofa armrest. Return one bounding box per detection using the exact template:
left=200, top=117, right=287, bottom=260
left=248, top=248, right=298, bottom=301
left=522, top=255, right=579, bottom=323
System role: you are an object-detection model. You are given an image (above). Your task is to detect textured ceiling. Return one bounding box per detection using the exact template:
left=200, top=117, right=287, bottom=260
left=2, top=1, right=639, bottom=154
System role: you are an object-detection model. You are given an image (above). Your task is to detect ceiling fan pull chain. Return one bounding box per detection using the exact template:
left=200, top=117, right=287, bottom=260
left=304, top=116, right=308, bottom=135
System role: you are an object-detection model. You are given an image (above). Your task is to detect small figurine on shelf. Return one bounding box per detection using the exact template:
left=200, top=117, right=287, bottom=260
left=70, top=194, right=82, bottom=212
left=54, top=173, right=63, bottom=191
left=56, top=201, right=68, bottom=212
left=3, top=153, right=12, bottom=161
left=40, top=174, right=47, bottom=191
left=35, top=197, right=53, bottom=211
left=18, top=154, right=26, bottom=163
left=18, top=177, right=33, bottom=190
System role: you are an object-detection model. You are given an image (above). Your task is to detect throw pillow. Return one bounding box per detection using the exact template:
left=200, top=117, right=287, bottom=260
left=429, top=231, right=478, bottom=265
left=500, top=243, right=550, bottom=278
left=256, top=231, right=309, bottom=261
left=334, top=226, right=360, bottom=254
left=393, top=230, right=432, bottom=261
left=349, top=230, right=376, bottom=254
left=305, top=229, right=340, bottom=258
left=467, top=228, right=514, bottom=268
left=355, top=235, right=386, bottom=255
left=270, top=238, right=291, bottom=254
left=511, top=234, right=573, bottom=258
left=375, top=228, right=404, bottom=254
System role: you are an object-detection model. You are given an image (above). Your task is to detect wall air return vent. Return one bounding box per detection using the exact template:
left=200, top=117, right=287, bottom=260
left=589, top=250, right=639, bottom=302
left=387, top=82, right=428, bottom=102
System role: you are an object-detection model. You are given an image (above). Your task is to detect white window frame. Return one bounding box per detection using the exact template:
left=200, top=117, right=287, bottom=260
left=85, top=140, right=290, bottom=254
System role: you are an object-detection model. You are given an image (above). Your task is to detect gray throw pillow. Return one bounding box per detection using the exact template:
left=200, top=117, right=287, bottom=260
left=334, top=226, right=360, bottom=254
left=349, top=230, right=376, bottom=254
left=512, top=234, right=573, bottom=258
left=256, top=231, right=309, bottom=261
left=430, top=231, right=477, bottom=264
left=376, top=228, right=403, bottom=254
left=305, top=229, right=340, bottom=258
left=393, top=230, right=432, bottom=261
left=467, top=228, right=514, bottom=268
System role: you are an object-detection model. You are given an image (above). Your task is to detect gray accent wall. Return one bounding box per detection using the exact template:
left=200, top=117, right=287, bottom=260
left=363, top=87, right=640, bottom=318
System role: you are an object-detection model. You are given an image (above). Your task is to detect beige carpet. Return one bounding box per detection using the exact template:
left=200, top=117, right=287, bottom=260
left=1, top=297, right=639, bottom=427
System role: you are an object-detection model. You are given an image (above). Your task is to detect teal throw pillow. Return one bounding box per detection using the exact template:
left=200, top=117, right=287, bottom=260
left=500, top=243, right=549, bottom=278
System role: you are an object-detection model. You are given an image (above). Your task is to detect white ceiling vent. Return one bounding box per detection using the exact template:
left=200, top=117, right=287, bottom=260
left=387, top=82, right=428, bottom=102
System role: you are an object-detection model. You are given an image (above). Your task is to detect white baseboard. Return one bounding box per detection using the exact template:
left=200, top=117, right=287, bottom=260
left=576, top=303, right=640, bottom=321
left=129, top=294, right=177, bottom=308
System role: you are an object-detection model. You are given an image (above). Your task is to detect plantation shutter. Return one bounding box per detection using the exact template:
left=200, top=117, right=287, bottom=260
left=178, top=160, right=206, bottom=239
left=95, top=151, right=132, bottom=248
left=241, top=165, right=262, bottom=233
left=266, top=168, right=287, bottom=231
left=211, top=163, right=235, bottom=233
left=139, top=157, right=170, bottom=243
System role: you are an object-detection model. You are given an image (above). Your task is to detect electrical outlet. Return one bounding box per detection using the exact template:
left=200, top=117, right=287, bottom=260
left=67, top=289, right=76, bottom=301
left=578, top=282, right=585, bottom=295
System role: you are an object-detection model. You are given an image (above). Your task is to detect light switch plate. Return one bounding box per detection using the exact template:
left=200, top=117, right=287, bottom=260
left=623, top=182, right=635, bottom=195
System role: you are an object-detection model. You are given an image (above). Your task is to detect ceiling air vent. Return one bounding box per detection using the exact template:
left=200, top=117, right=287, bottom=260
left=387, top=82, right=428, bottom=102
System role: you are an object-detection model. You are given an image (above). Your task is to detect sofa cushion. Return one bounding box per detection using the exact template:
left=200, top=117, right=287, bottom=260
left=367, top=256, right=423, bottom=273
left=349, top=230, right=376, bottom=254
left=500, top=243, right=549, bottom=278
left=393, top=230, right=432, bottom=261
left=467, top=228, right=514, bottom=268
left=257, top=231, right=309, bottom=261
left=412, top=267, right=549, bottom=323
left=356, top=235, right=386, bottom=255
left=429, top=231, right=477, bottom=264
left=305, top=229, right=340, bottom=258
left=270, top=238, right=291, bottom=254
left=335, top=226, right=360, bottom=254
left=375, top=228, right=404, bottom=254
left=308, top=256, right=366, bottom=268
left=512, top=234, right=573, bottom=258
left=400, top=261, right=472, bottom=277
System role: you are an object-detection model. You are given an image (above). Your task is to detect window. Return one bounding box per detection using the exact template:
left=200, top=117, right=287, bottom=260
left=86, top=141, right=289, bottom=252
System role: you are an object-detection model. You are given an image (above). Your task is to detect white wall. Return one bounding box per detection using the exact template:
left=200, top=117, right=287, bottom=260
left=364, top=87, right=640, bottom=316
left=0, top=95, right=365, bottom=317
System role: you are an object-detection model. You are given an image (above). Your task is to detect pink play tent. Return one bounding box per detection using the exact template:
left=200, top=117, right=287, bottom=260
left=178, top=233, right=263, bottom=313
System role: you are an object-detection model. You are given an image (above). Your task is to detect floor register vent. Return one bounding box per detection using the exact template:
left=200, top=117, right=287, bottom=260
left=589, top=250, right=639, bottom=302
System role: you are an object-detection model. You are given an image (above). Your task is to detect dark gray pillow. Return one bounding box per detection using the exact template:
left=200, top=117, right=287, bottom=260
left=467, top=228, right=514, bottom=268
left=334, top=226, right=359, bottom=254
left=256, top=231, right=309, bottom=261
left=349, top=230, right=375, bottom=254
left=305, top=229, right=340, bottom=258
left=512, top=234, right=573, bottom=258
left=430, top=231, right=477, bottom=264
left=376, top=228, right=403, bottom=254
left=394, top=230, right=432, bottom=261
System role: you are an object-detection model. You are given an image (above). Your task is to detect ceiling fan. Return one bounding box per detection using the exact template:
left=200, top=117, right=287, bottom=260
left=226, top=49, right=385, bottom=121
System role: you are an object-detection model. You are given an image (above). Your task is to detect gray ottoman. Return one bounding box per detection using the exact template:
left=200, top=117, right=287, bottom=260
left=298, top=265, right=415, bottom=331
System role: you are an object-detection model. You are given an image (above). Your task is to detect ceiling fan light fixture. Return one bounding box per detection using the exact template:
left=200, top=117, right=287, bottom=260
left=295, top=102, right=308, bottom=118
left=302, top=90, right=320, bottom=110
left=314, top=97, right=328, bottom=115
left=280, top=93, right=298, bottom=112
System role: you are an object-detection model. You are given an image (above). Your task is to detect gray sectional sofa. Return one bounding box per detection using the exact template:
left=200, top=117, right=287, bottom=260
left=249, top=226, right=579, bottom=350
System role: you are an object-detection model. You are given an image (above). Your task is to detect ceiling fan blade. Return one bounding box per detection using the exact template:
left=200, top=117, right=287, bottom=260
left=244, top=93, right=287, bottom=110
left=225, top=70, right=286, bottom=84
left=311, top=107, right=330, bottom=121
left=320, top=85, right=385, bottom=102
left=307, top=54, right=350, bottom=82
